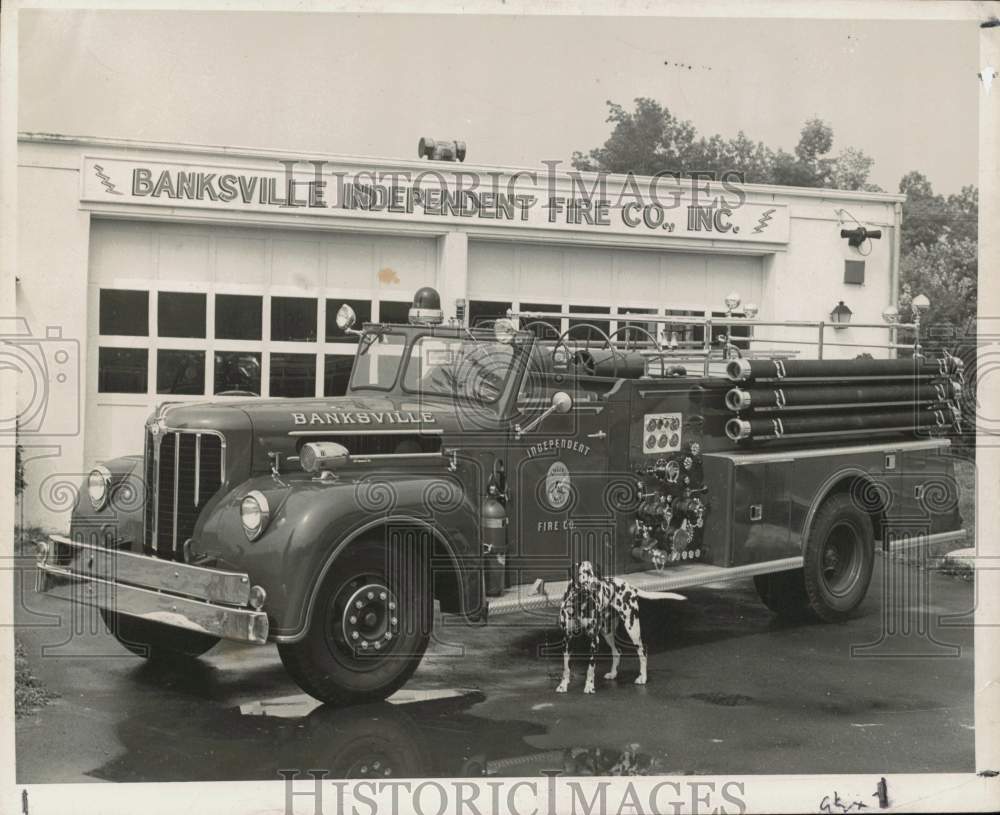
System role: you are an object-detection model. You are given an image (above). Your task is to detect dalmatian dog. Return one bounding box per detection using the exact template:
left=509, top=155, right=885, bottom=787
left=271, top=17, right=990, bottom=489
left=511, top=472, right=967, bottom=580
left=555, top=561, right=686, bottom=694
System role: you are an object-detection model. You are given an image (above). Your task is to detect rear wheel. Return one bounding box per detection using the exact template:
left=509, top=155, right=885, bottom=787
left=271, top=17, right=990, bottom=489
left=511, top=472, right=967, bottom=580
left=803, top=493, right=875, bottom=622
left=278, top=541, right=431, bottom=706
left=100, top=609, right=219, bottom=660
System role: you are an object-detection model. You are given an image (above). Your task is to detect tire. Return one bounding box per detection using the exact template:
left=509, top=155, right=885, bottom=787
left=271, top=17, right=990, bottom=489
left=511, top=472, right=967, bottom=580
left=753, top=569, right=810, bottom=619
left=802, top=493, right=875, bottom=622
left=277, top=540, right=432, bottom=706
left=100, top=609, right=219, bottom=660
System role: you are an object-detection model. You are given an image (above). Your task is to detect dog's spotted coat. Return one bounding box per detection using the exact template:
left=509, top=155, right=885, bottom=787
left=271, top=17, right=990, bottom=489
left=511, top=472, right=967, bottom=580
left=556, top=561, right=685, bottom=694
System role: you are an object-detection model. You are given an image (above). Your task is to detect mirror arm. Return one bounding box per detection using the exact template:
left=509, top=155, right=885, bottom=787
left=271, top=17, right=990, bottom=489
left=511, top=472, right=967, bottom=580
left=515, top=404, right=558, bottom=439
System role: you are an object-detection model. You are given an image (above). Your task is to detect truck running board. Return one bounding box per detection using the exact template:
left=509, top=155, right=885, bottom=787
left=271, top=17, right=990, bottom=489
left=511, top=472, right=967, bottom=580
left=485, top=556, right=804, bottom=618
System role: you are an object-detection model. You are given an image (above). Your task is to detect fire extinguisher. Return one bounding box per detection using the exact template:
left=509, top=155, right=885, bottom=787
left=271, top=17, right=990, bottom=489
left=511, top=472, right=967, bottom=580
left=483, top=464, right=509, bottom=597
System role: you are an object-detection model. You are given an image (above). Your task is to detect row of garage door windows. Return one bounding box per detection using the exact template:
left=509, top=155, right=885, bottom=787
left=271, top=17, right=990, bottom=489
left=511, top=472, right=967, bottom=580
left=96, top=289, right=742, bottom=396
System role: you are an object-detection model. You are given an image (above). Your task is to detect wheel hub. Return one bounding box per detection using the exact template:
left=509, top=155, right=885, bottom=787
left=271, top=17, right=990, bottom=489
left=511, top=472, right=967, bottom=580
left=341, top=583, right=399, bottom=653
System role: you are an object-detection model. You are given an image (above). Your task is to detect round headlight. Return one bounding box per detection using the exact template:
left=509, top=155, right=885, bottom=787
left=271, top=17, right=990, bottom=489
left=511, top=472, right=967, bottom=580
left=88, top=465, right=112, bottom=511
left=240, top=491, right=270, bottom=541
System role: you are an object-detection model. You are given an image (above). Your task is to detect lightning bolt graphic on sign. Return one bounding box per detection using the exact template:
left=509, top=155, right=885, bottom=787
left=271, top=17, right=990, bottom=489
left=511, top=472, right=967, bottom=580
left=753, top=208, right=775, bottom=234
left=93, top=164, right=122, bottom=195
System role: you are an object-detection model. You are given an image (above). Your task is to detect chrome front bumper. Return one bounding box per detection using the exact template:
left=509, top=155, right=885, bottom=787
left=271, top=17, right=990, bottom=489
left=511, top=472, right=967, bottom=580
left=34, top=535, right=269, bottom=644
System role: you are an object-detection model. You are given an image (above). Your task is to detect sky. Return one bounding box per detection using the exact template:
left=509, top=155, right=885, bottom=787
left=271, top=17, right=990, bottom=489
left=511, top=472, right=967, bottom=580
left=18, top=11, right=980, bottom=194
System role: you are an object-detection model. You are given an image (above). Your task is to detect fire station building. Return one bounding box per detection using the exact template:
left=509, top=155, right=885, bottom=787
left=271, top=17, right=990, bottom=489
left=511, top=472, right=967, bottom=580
left=15, top=133, right=906, bottom=529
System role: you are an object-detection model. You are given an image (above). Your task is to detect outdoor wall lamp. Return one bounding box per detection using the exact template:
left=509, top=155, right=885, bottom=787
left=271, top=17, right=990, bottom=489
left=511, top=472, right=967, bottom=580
left=830, top=300, right=853, bottom=328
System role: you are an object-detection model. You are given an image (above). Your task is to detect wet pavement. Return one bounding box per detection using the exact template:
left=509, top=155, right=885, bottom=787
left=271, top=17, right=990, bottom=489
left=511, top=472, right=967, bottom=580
left=15, top=555, right=974, bottom=782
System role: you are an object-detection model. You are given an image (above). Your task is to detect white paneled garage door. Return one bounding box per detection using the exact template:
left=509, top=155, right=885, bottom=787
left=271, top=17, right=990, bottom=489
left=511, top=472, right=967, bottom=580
left=85, top=220, right=437, bottom=462
left=466, top=241, right=764, bottom=341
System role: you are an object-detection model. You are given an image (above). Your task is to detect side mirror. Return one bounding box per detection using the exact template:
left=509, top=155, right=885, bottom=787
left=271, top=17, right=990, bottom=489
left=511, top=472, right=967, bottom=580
left=300, top=442, right=351, bottom=473
left=515, top=391, right=573, bottom=438
left=336, top=304, right=358, bottom=332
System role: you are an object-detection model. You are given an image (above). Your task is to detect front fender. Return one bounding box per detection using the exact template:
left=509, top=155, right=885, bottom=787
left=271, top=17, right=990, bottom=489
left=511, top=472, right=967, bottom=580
left=68, top=454, right=145, bottom=550
left=191, top=470, right=484, bottom=641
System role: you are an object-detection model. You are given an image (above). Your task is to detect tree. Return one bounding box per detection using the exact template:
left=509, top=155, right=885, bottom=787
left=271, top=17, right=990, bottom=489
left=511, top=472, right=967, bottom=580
left=897, top=172, right=979, bottom=340
left=572, top=99, right=879, bottom=191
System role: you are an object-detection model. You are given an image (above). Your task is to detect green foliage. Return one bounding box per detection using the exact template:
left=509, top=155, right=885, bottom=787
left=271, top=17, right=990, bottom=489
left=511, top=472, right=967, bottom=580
left=15, top=439, right=26, bottom=497
left=571, top=99, right=881, bottom=191
left=898, top=173, right=978, bottom=336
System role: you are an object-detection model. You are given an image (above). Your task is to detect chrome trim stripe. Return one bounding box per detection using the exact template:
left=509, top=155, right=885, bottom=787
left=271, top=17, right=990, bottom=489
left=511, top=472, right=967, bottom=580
left=172, top=432, right=180, bottom=555
left=707, top=437, right=950, bottom=466
left=348, top=452, right=447, bottom=462
left=194, top=433, right=201, bottom=508
left=486, top=557, right=805, bottom=617
left=288, top=428, right=445, bottom=436
left=884, top=529, right=967, bottom=553
left=151, top=431, right=161, bottom=553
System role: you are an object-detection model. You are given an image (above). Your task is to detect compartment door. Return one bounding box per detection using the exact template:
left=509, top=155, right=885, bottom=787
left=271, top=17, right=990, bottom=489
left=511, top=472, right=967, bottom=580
left=505, top=405, right=614, bottom=584
left=731, top=460, right=793, bottom=566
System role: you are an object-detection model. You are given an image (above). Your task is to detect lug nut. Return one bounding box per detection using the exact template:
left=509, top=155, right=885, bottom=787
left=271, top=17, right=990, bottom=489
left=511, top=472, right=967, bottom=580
left=379, top=592, right=387, bottom=600
left=385, top=632, right=393, bottom=641
left=351, top=631, right=359, bottom=640
left=391, top=617, right=398, bottom=626
left=374, top=642, right=381, bottom=650
left=367, top=591, right=374, bottom=600
left=356, top=600, right=364, bottom=609
left=361, top=641, right=369, bottom=649
left=388, top=602, right=396, bottom=610
left=349, top=615, right=357, bottom=624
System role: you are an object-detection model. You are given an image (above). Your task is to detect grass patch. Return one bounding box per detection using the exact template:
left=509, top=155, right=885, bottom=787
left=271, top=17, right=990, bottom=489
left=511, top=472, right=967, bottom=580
left=14, top=638, right=58, bottom=718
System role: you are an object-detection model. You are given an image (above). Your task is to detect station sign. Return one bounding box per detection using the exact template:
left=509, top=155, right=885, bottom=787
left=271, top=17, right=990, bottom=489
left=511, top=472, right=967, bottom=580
left=81, top=156, right=790, bottom=243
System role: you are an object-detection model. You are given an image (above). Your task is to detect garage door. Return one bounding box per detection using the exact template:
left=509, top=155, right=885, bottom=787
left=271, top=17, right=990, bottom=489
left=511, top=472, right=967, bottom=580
left=466, top=241, right=764, bottom=342
left=85, top=219, right=437, bottom=462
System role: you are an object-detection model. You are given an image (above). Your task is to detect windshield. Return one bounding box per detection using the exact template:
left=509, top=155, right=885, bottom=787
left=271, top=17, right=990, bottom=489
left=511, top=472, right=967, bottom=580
left=403, top=336, right=516, bottom=403
left=349, top=332, right=407, bottom=391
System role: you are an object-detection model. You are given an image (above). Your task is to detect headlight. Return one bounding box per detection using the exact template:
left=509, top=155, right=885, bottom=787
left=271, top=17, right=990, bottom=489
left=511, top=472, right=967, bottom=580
left=87, top=465, right=112, bottom=511
left=240, top=490, right=270, bottom=541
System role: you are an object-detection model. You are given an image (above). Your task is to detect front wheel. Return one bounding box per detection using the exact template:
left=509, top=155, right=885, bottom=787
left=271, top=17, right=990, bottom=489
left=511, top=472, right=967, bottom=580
left=278, top=541, right=431, bottom=706
left=100, top=609, right=219, bottom=660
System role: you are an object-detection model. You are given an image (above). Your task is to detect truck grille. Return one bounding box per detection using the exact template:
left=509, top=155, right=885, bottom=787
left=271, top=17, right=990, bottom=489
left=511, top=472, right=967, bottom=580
left=143, top=429, right=225, bottom=559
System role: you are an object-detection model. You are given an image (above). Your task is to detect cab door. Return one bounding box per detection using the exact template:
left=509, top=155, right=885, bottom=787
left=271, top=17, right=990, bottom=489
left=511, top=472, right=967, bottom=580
left=504, top=396, right=615, bottom=585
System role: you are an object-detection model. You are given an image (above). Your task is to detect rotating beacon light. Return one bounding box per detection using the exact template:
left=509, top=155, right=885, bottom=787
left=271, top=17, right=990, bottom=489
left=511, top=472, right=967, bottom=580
left=408, top=286, right=444, bottom=325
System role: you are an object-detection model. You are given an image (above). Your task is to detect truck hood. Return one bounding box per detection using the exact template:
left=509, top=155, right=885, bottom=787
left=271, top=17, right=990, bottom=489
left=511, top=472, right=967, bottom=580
left=244, top=394, right=478, bottom=473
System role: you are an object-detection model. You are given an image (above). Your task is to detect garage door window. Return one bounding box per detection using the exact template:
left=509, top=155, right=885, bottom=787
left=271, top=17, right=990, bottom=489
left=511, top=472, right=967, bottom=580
left=271, top=297, right=317, bottom=342
left=214, top=351, right=261, bottom=396
left=270, top=352, right=316, bottom=397
left=157, top=349, right=205, bottom=395
left=98, top=347, right=148, bottom=393
left=378, top=300, right=411, bottom=325
left=468, top=300, right=511, bottom=328
left=324, top=355, right=354, bottom=396
left=568, top=305, right=611, bottom=340
left=158, top=292, right=206, bottom=338
left=519, top=302, right=561, bottom=339
left=99, top=289, right=148, bottom=336
left=216, top=294, right=263, bottom=340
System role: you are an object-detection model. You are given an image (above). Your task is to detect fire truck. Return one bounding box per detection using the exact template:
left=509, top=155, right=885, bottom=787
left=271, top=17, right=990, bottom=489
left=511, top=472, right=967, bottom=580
left=34, top=285, right=967, bottom=705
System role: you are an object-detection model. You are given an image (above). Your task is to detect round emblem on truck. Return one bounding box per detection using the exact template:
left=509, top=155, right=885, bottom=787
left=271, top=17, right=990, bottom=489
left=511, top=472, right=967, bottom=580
left=544, top=461, right=572, bottom=511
